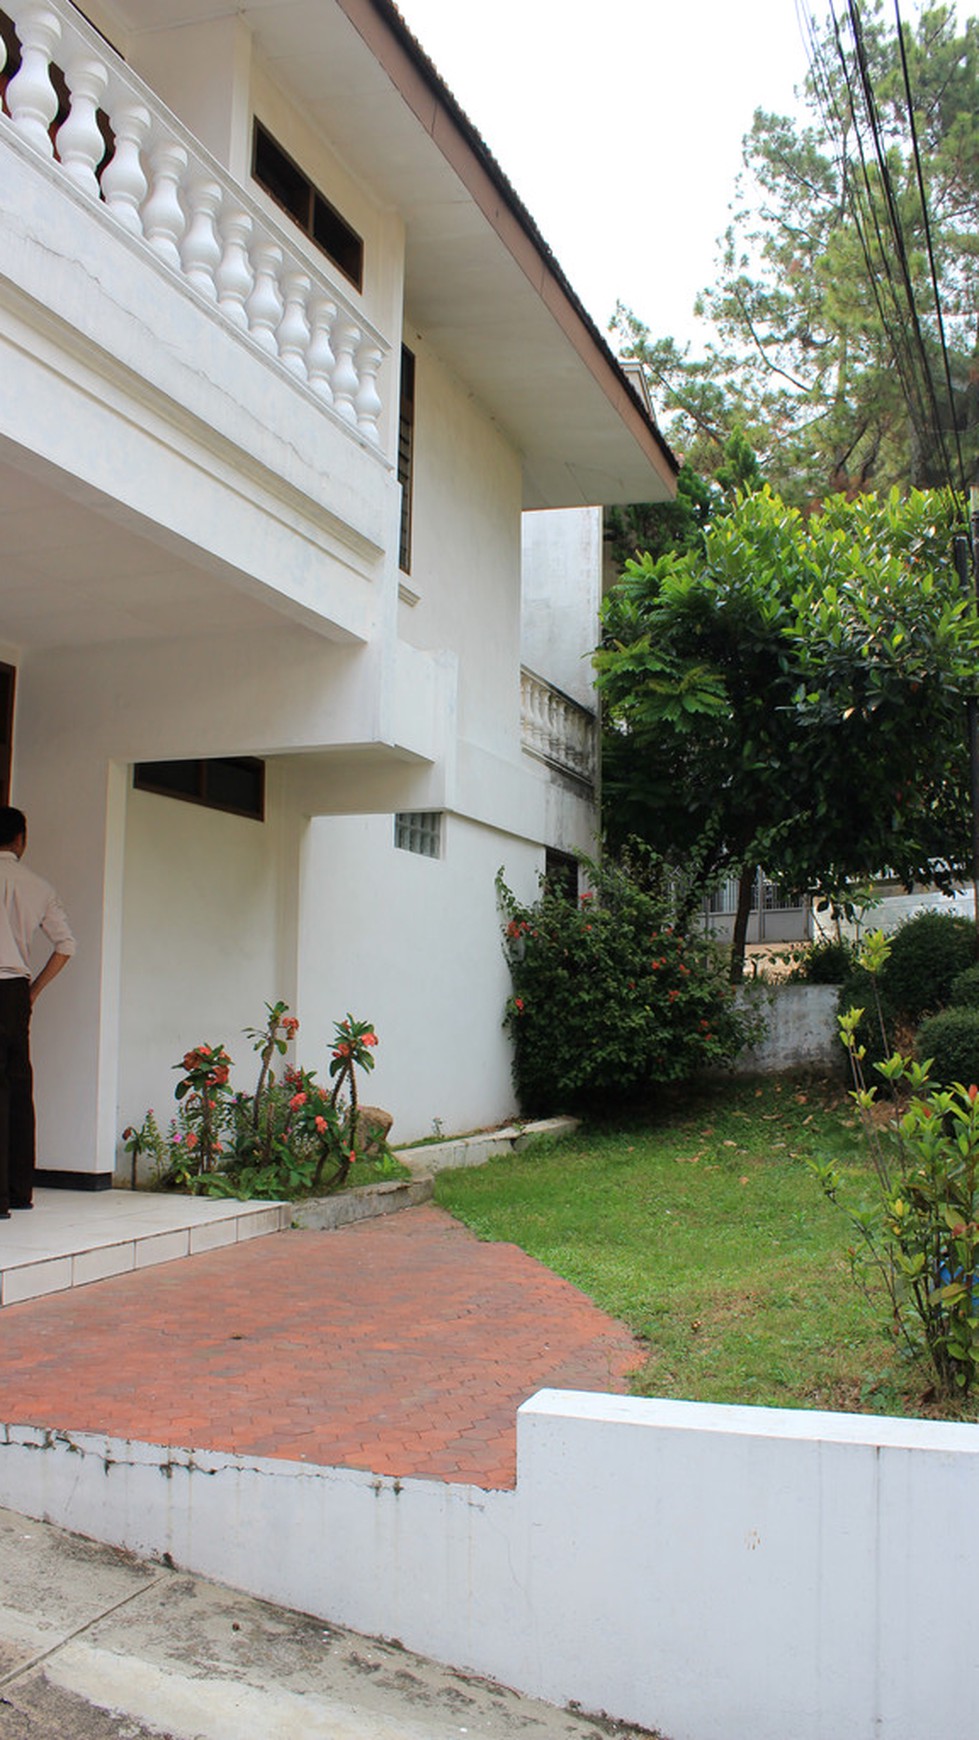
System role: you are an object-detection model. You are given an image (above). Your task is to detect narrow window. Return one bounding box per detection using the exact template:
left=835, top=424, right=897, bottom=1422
left=252, top=123, right=363, bottom=291
left=133, top=758, right=265, bottom=822
left=0, top=663, right=15, bottom=805
left=398, top=346, right=416, bottom=575
left=544, top=848, right=578, bottom=902
left=394, top=811, right=441, bottom=859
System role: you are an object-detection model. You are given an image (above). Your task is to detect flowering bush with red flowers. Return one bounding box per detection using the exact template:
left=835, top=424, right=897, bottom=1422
left=124, top=1001, right=400, bottom=1200
left=497, top=854, right=755, bottom=1115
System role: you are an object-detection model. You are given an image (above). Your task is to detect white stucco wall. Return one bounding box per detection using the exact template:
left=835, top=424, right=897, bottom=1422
left=297, top=811, right=539, bottom=1142
left=0, top=37, right=597, bottom=1172
left=115, top=775, right=299, bottom=1153
left=520, top=506, right=602, bottom=709
left=397, top=332, right=524, bottom=758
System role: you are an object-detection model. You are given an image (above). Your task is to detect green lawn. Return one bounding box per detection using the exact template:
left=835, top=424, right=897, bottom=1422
left=433, top=1076, right=976, bottom=1420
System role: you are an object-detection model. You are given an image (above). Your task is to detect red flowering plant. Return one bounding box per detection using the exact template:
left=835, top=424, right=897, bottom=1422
left=320, top=1015, right=379, bottom=1189
left=811, top=929, right=979, bottom=1399
left=497, top=851, right=755, bottom=1116
left=172, top=1042, right=235, bottom=1174
left=125, top=1002, right=391, bottom=1201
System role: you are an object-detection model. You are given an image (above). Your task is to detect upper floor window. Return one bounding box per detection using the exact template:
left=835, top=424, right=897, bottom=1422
left=252, top=123, right=363, bottom=292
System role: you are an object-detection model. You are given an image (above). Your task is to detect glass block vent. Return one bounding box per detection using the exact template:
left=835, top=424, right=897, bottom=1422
left=394, top=811, right=442, bottom=858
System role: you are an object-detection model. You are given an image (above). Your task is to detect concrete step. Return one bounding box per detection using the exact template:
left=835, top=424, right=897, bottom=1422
left=0, top=1189, right=290, bottom=1307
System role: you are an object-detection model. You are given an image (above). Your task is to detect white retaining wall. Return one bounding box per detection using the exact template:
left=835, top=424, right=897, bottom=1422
left=2, top=1390, right=977, bottom=1740
left=733, top=983, right=841, bottom=1074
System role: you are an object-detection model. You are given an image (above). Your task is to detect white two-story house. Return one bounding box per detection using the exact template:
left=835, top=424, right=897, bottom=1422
left=0, top=0, right=676, bottom=1182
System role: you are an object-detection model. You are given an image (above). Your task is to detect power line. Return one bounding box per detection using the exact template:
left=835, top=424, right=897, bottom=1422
left=798, top=0, right=968, bottom=500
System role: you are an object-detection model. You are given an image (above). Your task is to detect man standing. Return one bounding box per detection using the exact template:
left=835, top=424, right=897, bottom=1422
left=0, top=807, right=75, bottom=1219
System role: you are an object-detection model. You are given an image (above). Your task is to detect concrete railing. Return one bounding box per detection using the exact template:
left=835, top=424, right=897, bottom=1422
left=1, top=0, right=387, bottom=444
left=520, top=667, right=597, bottom=788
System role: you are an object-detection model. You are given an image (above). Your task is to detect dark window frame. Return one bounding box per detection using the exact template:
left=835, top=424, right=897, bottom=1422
left=252, top=122, right=363, bottom=292
left=0, top=663, right=15, bottom=807
left=544, top=848, right=579, bottom=902
left=133, top=757, right=265, bottom=822
left=398, top=345, right=416, bottom=575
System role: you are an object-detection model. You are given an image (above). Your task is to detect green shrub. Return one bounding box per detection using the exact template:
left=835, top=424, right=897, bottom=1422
left=497, top=855, right=756, bottom=1116
left=792, top=938, right=857, bottom=984
left=820, top=953, right=979, bottom=1399
left=950, top=963, right=979, bottom=1010
left=878, top=910, right=975, bottom=1024
left=916, top=1007, right=979, bottom=1089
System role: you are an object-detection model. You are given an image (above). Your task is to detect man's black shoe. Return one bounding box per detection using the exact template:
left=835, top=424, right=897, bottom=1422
left=11, top=1202, right=32, bottom=1210
left=0, top=1210, right=10, bottom=1220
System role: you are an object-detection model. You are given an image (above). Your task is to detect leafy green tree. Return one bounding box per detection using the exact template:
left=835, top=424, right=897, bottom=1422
left=596, top=487, right=979, bottom=979
left=604, top=463, right=714, bottom=572
left=604, top=433, right=762, bottom=577
left=615, top=3, right=979, bottom=503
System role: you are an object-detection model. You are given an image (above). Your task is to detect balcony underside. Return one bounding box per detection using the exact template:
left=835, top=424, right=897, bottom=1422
left=0, top=442, right=305, bottom=651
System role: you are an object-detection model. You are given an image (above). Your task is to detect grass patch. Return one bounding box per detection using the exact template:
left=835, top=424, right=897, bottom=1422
left=433, top=1075, right=977, bottom=1421
left=342, top=1151, right=411, bottom=1191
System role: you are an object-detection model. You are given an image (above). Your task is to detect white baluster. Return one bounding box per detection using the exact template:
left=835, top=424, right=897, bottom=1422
left=245, top=240, right=283, bottom=353
left=5, top=3, right=61, bottom=156
left=331, top=315, right=360, bottom=425
left=214, top=209, right=253, bottom=329
left=527, top=678, right=543, bottom=754
left=354, top=339, right=383, bottom=442
left=534, top=682, right=547, bottom=755
left=100, top=100, right=150, bottom=234
left=141, top=137, right=187, bottom=267
left=56, top=52, right=108, bottom=198
left=180, top=176, right=222, bottom=298
left=306, top=295, right=337, bottom=403
left=0, top=28, right=6, bottom=75
left=276, top=269, right=310, bottom=378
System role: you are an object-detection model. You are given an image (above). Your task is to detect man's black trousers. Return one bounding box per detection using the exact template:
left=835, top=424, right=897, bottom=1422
left=0, top=978, right=34, bottom=1211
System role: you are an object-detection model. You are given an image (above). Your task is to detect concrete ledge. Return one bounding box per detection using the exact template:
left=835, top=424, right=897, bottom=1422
left=291, top=1176, right=433, bottom=1229
left=396, top=1116, right=579, bottom=1176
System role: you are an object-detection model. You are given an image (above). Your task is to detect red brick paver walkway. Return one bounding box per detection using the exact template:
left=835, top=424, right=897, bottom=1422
left=0, top=1206, right=642, bottom=1489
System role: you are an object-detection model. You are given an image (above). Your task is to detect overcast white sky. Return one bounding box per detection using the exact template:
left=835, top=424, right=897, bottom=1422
left=393, top=1, right=976, bottom=352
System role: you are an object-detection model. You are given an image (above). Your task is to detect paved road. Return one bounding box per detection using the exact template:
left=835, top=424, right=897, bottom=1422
left=0, top=1508, right=660, bottom=1739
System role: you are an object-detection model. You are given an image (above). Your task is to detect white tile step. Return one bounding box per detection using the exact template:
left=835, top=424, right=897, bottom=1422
left=0, top=1189, right=290, bottom=1307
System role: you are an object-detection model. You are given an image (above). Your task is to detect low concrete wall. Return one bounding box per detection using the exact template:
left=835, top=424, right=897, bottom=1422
left=292, top=1176, right=433, bottom=1229
left=395, top=1116, right=579, bottom=1176
left=2, top=1392, right=978, bottom=1740
left=733, top=983, right=841, bottom=1074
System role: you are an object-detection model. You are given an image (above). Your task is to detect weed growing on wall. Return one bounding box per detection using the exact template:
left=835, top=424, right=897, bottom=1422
left=497, top=854, right=755, bottom=1115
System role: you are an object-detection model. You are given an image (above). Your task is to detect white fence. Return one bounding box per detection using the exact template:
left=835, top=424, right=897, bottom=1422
left=2, top=1390, right=978, bottom=1740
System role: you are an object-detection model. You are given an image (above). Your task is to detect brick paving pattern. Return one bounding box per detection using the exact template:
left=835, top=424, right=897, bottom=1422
left=0, top=1206, right=642, bottom=1489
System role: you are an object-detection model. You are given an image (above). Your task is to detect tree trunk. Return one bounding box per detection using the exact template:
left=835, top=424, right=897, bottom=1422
left=730, top=865, right=755, bottom=985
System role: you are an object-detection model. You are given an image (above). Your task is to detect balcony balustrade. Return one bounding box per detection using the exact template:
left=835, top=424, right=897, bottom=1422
left=520, top=667, right=597, bottom=789
left=0, top=0, right=388, bottom=446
